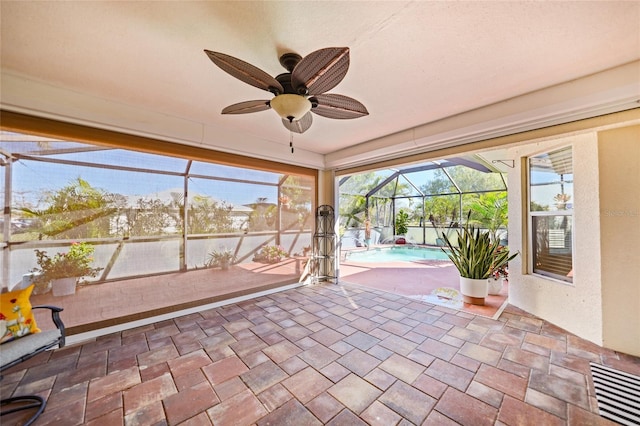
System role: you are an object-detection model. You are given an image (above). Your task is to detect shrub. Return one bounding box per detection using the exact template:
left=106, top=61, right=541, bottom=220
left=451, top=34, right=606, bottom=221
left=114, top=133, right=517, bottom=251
left=254, top=245, right=288, bottom=264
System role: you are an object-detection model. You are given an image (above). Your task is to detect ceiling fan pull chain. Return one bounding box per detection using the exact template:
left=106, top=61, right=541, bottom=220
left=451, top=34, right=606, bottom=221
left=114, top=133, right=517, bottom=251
left=290, top=131, right=294, bottom=154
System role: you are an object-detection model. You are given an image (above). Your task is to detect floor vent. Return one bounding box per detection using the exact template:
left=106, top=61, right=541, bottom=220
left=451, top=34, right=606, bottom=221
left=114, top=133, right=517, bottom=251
left=590, top=362, right=640, bottom=425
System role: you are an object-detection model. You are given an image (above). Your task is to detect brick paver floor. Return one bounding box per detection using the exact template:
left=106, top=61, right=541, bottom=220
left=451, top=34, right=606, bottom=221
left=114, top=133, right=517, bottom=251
left=2, top=282, right=639, bottom=425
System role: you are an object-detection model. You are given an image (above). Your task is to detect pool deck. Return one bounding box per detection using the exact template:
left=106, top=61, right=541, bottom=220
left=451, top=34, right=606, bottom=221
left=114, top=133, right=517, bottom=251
left=339, top=245, right=509, bottom=320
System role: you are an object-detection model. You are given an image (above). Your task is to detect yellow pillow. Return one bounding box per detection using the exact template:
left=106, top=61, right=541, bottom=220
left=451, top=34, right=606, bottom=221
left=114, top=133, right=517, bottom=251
left=0, top=285, right=40, bottom=344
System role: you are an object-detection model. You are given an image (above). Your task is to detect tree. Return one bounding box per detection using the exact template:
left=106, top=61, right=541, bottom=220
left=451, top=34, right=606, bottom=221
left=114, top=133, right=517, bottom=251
left=420, top=172, right=454, bottom=195
left=424, top=195, right=459, bottom=228
left=370, top=196, right=392, bottom=227
left=20, top=177, right=116, bottom=239
left=339, top=173, right=378, bottom=229
left=468, top=191, right=508, bottom=241
left=340, top=194, right=367, bottom=229
left=246, top=197, right=277, bottom=231
left=446, top=166, right=505, bottom=193
left=338, top=172, right=410, bottom=229
left=125, top=198, right=176, bottom=236
left=188, top=195, right=235, bottom=233
left=280, top=175, right=313, bottom=230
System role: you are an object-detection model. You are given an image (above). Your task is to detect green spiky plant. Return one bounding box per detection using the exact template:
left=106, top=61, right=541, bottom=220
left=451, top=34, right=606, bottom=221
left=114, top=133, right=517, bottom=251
left=441, top=212, right=518, bottom=279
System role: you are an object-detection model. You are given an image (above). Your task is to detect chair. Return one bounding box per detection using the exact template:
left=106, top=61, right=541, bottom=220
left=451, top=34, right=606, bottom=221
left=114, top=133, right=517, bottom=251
left=1, top=305, right=65, bottom=426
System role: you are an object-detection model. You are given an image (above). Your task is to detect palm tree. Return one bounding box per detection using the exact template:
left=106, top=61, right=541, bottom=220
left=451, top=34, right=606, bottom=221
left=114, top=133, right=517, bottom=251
left=20, top=177, right=116, bottom=239
left=468, top=192, right=508, bottom=242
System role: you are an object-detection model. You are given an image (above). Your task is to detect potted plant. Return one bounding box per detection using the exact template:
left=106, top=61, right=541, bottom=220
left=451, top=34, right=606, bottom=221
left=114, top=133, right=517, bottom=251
left=395, top=209, right=409, bottom=244
left=440, top=214, right=518, bottom=305
left=31, top=242, right=102, bottom=296
left=488, top=262, right=509, bottom=295
left=206, top=247, right=237, bottom=270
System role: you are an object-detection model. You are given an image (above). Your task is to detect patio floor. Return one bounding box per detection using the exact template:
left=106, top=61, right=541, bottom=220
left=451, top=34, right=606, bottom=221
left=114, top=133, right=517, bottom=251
left=340, top=258, right=509, bottom=319
left=30, top=255, right=507, bottom=337
left=3, top=281, right=639, bottom=425
left=29, top=258, right=304, bottom=335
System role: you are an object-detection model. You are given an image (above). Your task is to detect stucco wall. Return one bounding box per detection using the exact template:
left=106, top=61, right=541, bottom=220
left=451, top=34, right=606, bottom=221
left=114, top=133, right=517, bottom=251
left=598, top=125, right=640, bottom=356
left=507, top=133, right=605, bottom=346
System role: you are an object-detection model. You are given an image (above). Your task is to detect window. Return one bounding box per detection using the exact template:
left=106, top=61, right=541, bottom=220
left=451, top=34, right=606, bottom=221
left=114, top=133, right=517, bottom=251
left=1, top=130, right=315, bottom=285
left=529, top=147, right=573, bottom=283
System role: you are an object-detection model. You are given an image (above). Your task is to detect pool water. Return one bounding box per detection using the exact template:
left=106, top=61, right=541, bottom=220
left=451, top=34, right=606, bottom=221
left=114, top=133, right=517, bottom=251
left=346, top=246, right=451, bottom=263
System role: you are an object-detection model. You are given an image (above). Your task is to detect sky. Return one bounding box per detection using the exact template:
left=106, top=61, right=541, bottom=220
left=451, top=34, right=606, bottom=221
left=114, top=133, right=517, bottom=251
left=5, top=141, right=284, bottom=209
left=3, top=133, right=571, bottom=214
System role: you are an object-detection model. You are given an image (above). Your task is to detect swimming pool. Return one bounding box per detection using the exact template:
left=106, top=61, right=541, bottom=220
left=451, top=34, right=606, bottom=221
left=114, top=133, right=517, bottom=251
left=345, top=246, right=451, bottom=263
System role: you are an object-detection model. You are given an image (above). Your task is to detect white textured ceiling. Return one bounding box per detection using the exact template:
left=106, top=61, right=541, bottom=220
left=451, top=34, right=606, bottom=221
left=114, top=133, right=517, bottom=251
left=1, top=1, right=639, bottom=169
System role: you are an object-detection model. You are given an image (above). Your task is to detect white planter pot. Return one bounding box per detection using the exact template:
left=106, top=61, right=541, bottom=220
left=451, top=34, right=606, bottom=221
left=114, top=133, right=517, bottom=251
left=18, top=272, right=41, bottom=291
left=32, top=276, right=51, bottom=295
left=459, top=277, right=488, bottom=305
left=52, top=277, right=78, bottom=296
left=488, top=277, right=504, bottom=295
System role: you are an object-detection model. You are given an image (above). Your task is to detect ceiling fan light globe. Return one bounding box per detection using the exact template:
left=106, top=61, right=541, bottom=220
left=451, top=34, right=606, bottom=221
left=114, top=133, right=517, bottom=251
left=270, top=94, right=311, bottom=122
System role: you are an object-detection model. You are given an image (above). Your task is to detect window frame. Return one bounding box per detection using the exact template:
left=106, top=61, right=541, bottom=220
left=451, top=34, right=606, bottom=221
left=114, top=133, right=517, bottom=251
left=527, top=146, right=574, bottom=284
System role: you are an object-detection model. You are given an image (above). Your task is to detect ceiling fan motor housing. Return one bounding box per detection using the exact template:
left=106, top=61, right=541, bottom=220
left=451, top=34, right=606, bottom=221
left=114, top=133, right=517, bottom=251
left=205, top=47, right=368, bottom=134
left=279, top=52, right=302, bottom=72
left=275, top=73, right=308, bottom=96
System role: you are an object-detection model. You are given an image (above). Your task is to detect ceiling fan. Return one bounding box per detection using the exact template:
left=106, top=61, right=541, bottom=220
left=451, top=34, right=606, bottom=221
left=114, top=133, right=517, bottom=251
left=204, top=47, right=369, bottom=134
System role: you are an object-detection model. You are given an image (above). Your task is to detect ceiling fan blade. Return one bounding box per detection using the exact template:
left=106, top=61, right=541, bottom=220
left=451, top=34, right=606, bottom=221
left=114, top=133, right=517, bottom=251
left=311, top=94, right=369, bottom=119
left=221, top=100, right=271, bottom=115
left=291, top=47, right=350, bottom=95
left=204, top=50, right=284, bottom=94
left=282, top=112, right=313, bottom=134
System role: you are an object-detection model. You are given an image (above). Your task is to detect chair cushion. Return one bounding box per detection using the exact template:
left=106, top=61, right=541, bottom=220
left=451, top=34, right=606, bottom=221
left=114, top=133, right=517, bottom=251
left=0, top=329, right=61, bottom=368
left=1, top=285, right=40, bottom=344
